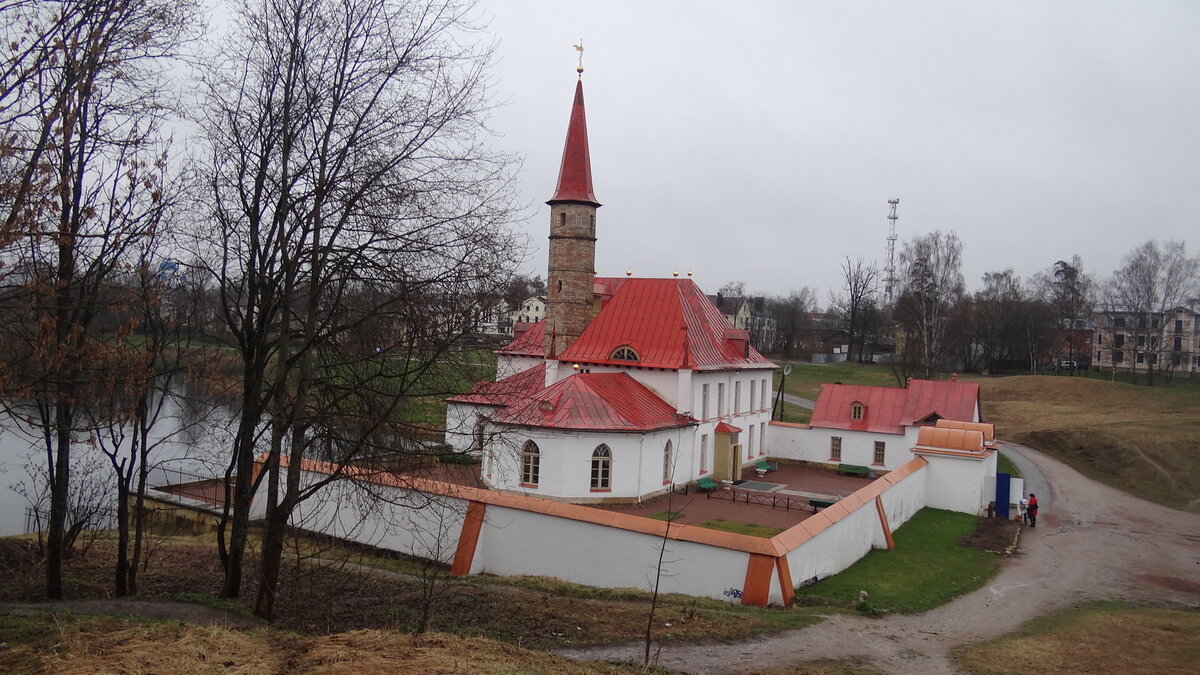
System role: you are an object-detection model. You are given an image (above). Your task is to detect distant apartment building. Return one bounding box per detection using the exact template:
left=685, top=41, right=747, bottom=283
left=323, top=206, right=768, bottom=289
left=1092, top=305, right=1200, bottom=375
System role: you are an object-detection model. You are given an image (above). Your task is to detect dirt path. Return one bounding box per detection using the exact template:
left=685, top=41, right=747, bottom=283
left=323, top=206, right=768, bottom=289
left=557, top=441, right=1200, bottom=673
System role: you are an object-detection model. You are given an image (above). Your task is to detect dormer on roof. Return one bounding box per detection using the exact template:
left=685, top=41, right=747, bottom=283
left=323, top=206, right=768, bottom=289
left=850, top=400, right=865, bottom=421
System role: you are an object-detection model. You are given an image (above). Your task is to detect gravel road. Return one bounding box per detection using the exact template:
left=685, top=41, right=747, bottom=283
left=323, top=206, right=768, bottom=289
left=557, top=441, right=1200, bottom=673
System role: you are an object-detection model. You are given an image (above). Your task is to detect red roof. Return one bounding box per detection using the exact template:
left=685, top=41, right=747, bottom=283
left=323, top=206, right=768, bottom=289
left=557, top=277, right=775, bottom=371
left=809, top=380, right=981, bottom=435
left=491, top=372, right=696, bottom=432
left=445, top=364, right=546, bottom=407
left=547, top=78, right=600, bottom=207
left=497, top=321, right=546, bottom=357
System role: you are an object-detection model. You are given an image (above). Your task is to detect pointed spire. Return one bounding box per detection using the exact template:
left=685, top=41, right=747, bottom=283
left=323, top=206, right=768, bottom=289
left=547, top=78, right=601, bottom=207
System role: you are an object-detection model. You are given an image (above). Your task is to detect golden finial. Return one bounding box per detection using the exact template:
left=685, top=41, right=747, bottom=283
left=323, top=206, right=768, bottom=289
left=625, top=269, right=632, bottom=277
left=672, top=270, right=679, bottom=277
left=573, top=40, right=584, bottom=74
left=572, top=363, right=580, bottom=371
left=687, top=270, right=693, bottom=277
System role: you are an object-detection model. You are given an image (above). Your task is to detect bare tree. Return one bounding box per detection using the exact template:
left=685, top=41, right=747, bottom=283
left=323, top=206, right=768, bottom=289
left=194, top=0, right=520, bottom=618
left=1031, top=256, right=1094, bottom=373
left=830, top=257, right=881, bottom=363
left=1106, top=240, right=1199, bottom=385
left=894, top=231, right=965, bottom=379
left=0, top=0, right=194, bottom=599
left=762, top=288, right=816, bottom=358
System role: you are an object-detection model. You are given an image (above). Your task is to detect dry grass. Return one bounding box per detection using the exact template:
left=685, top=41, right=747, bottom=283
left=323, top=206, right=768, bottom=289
left=971, top=375, right=1200, bottom=511
left=0, top=613, right=645, bottom=674
left=951, top=601, right=1200, bottom=674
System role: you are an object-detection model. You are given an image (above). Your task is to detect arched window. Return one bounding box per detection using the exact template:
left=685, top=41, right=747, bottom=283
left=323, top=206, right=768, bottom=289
left=591, top=444, right=612, bottom=490
left=662, top=440, right=673, bottom=484
left=610, top=345, right=639, bottom=362
left=521, top=441, right=540, bottom=486
left=850, top=401, right=865, bottom=421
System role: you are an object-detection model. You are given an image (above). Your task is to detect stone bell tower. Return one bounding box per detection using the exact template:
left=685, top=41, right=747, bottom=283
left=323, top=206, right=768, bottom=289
left=544, top=70, right=600, bottom=358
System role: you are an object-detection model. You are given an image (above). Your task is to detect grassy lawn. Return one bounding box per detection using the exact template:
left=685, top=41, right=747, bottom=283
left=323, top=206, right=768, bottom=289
left=996, top=452, right=1021, bottom=478
left=697, top=518, right=785, bottom=538
left=951, top=601, right=1200, bottom=674
left=0, top=613, right=647, bottom=675
left=793, top=509, right=1000, bottom=614
left=971, top=375, right=1200, bottom=511
left=776, top=361, right=901, bottom=402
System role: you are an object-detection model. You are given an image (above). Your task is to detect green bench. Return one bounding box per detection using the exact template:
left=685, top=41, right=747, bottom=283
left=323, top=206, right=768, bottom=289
left=809, top=499, right=835, bottom=510
left=696, top=476, right=720, bottom=491
left=754, top=459, right=777, bottom=477
left=836, top=464, right=871, bottom=477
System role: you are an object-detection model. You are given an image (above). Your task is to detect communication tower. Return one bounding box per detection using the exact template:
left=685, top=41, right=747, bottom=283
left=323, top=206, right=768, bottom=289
left=884, top=198, right=899, bottom=307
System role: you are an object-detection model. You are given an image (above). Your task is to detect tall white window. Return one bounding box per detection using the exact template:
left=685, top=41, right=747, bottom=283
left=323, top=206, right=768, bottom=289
left=662, top=440, right=673, bottom=484
left=591, top=445, right=612, bottom=490
left=759, top=422, right=767, bottom=455
left=521, top=441, right=540, bottom=486
left=734, top=381, right=742, bottom=413
left=873, top=441, right=886, bottom=465
left=702, top=384, right=710, bottom=420
left=749, top=380, right=757, bottom=413
left=700, top=434, right=708, bottom=473
left=830, top=436, right=842, bottom=461
left=761, top=378, right=768, bottom=409
left=718, top=383, right=726, bottom=416
left=748, top=425, right=755, bottom=458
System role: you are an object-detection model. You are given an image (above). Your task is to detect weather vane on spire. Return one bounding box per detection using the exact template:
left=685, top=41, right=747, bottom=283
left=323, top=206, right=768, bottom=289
left=573, top=39, right=584, bottom=74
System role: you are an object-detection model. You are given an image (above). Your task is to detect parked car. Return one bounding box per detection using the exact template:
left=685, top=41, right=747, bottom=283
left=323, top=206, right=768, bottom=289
left=1059, top=360, right=1078, bottom=369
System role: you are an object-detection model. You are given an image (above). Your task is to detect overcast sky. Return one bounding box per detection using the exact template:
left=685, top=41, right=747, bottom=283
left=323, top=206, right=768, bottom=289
left=476, top=0, right=1199, bottom=301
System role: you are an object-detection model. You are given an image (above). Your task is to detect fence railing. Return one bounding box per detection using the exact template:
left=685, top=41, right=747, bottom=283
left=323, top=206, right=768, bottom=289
left=706, top=487, right=816, bottom=513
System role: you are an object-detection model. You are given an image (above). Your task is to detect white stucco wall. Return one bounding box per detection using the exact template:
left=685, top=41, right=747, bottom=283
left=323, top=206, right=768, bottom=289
left=472, top=506, right=765, bottom=602
left=287, top=473, right=468, bottom=563
left=495, top=354, right=543, bottom=380
left=784, top=462, right=927, bottom=587
left=768, top=424, right=920, bottom=471
left=444, top=402, right=496, bottom=453
left=918, top=451, right=996, bottom=515
left=485, top=426, right=697, bottom=501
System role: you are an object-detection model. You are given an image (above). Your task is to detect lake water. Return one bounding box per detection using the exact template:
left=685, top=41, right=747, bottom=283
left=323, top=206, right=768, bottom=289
left=0, top=389, right=237, bottom=537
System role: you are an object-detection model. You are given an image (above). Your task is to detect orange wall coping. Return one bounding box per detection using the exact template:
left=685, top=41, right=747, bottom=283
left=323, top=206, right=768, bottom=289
left=271, top=455, right=780, bottom=556
left=768, top=421, right=811, bottom=429
left=267, top=453, right=930, bottom=561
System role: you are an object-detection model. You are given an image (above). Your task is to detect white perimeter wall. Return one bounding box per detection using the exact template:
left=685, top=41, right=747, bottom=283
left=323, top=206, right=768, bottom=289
left=472, top=506, right=758, bottom=602
left=920, top=452, right=997, bottom=516
left=768, top=425, right=920, bottom=471
left=270, top=460, right=938, bottom=607
left=784, top=462, right=927, bottom=586
left=288, top=474, right=468, bottom=564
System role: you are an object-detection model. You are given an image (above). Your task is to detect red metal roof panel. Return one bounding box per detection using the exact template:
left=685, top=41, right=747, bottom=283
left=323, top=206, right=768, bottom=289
left=809, top=380, right=981, bottom=434
left=557, top=278, right=775, bottom=371
left=497, top=321, right=546, bottom=357
left=492, top=372, right=697, bottom=432
left=547, top=78, right=600, bottom=207
left=446, top=363, right=546, bottom=407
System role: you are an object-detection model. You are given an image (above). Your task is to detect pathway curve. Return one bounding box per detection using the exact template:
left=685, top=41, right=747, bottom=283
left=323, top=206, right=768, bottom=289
left=558, top=441, right=1200, bottom=673
left=773, top=391, right=816, bottom=409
